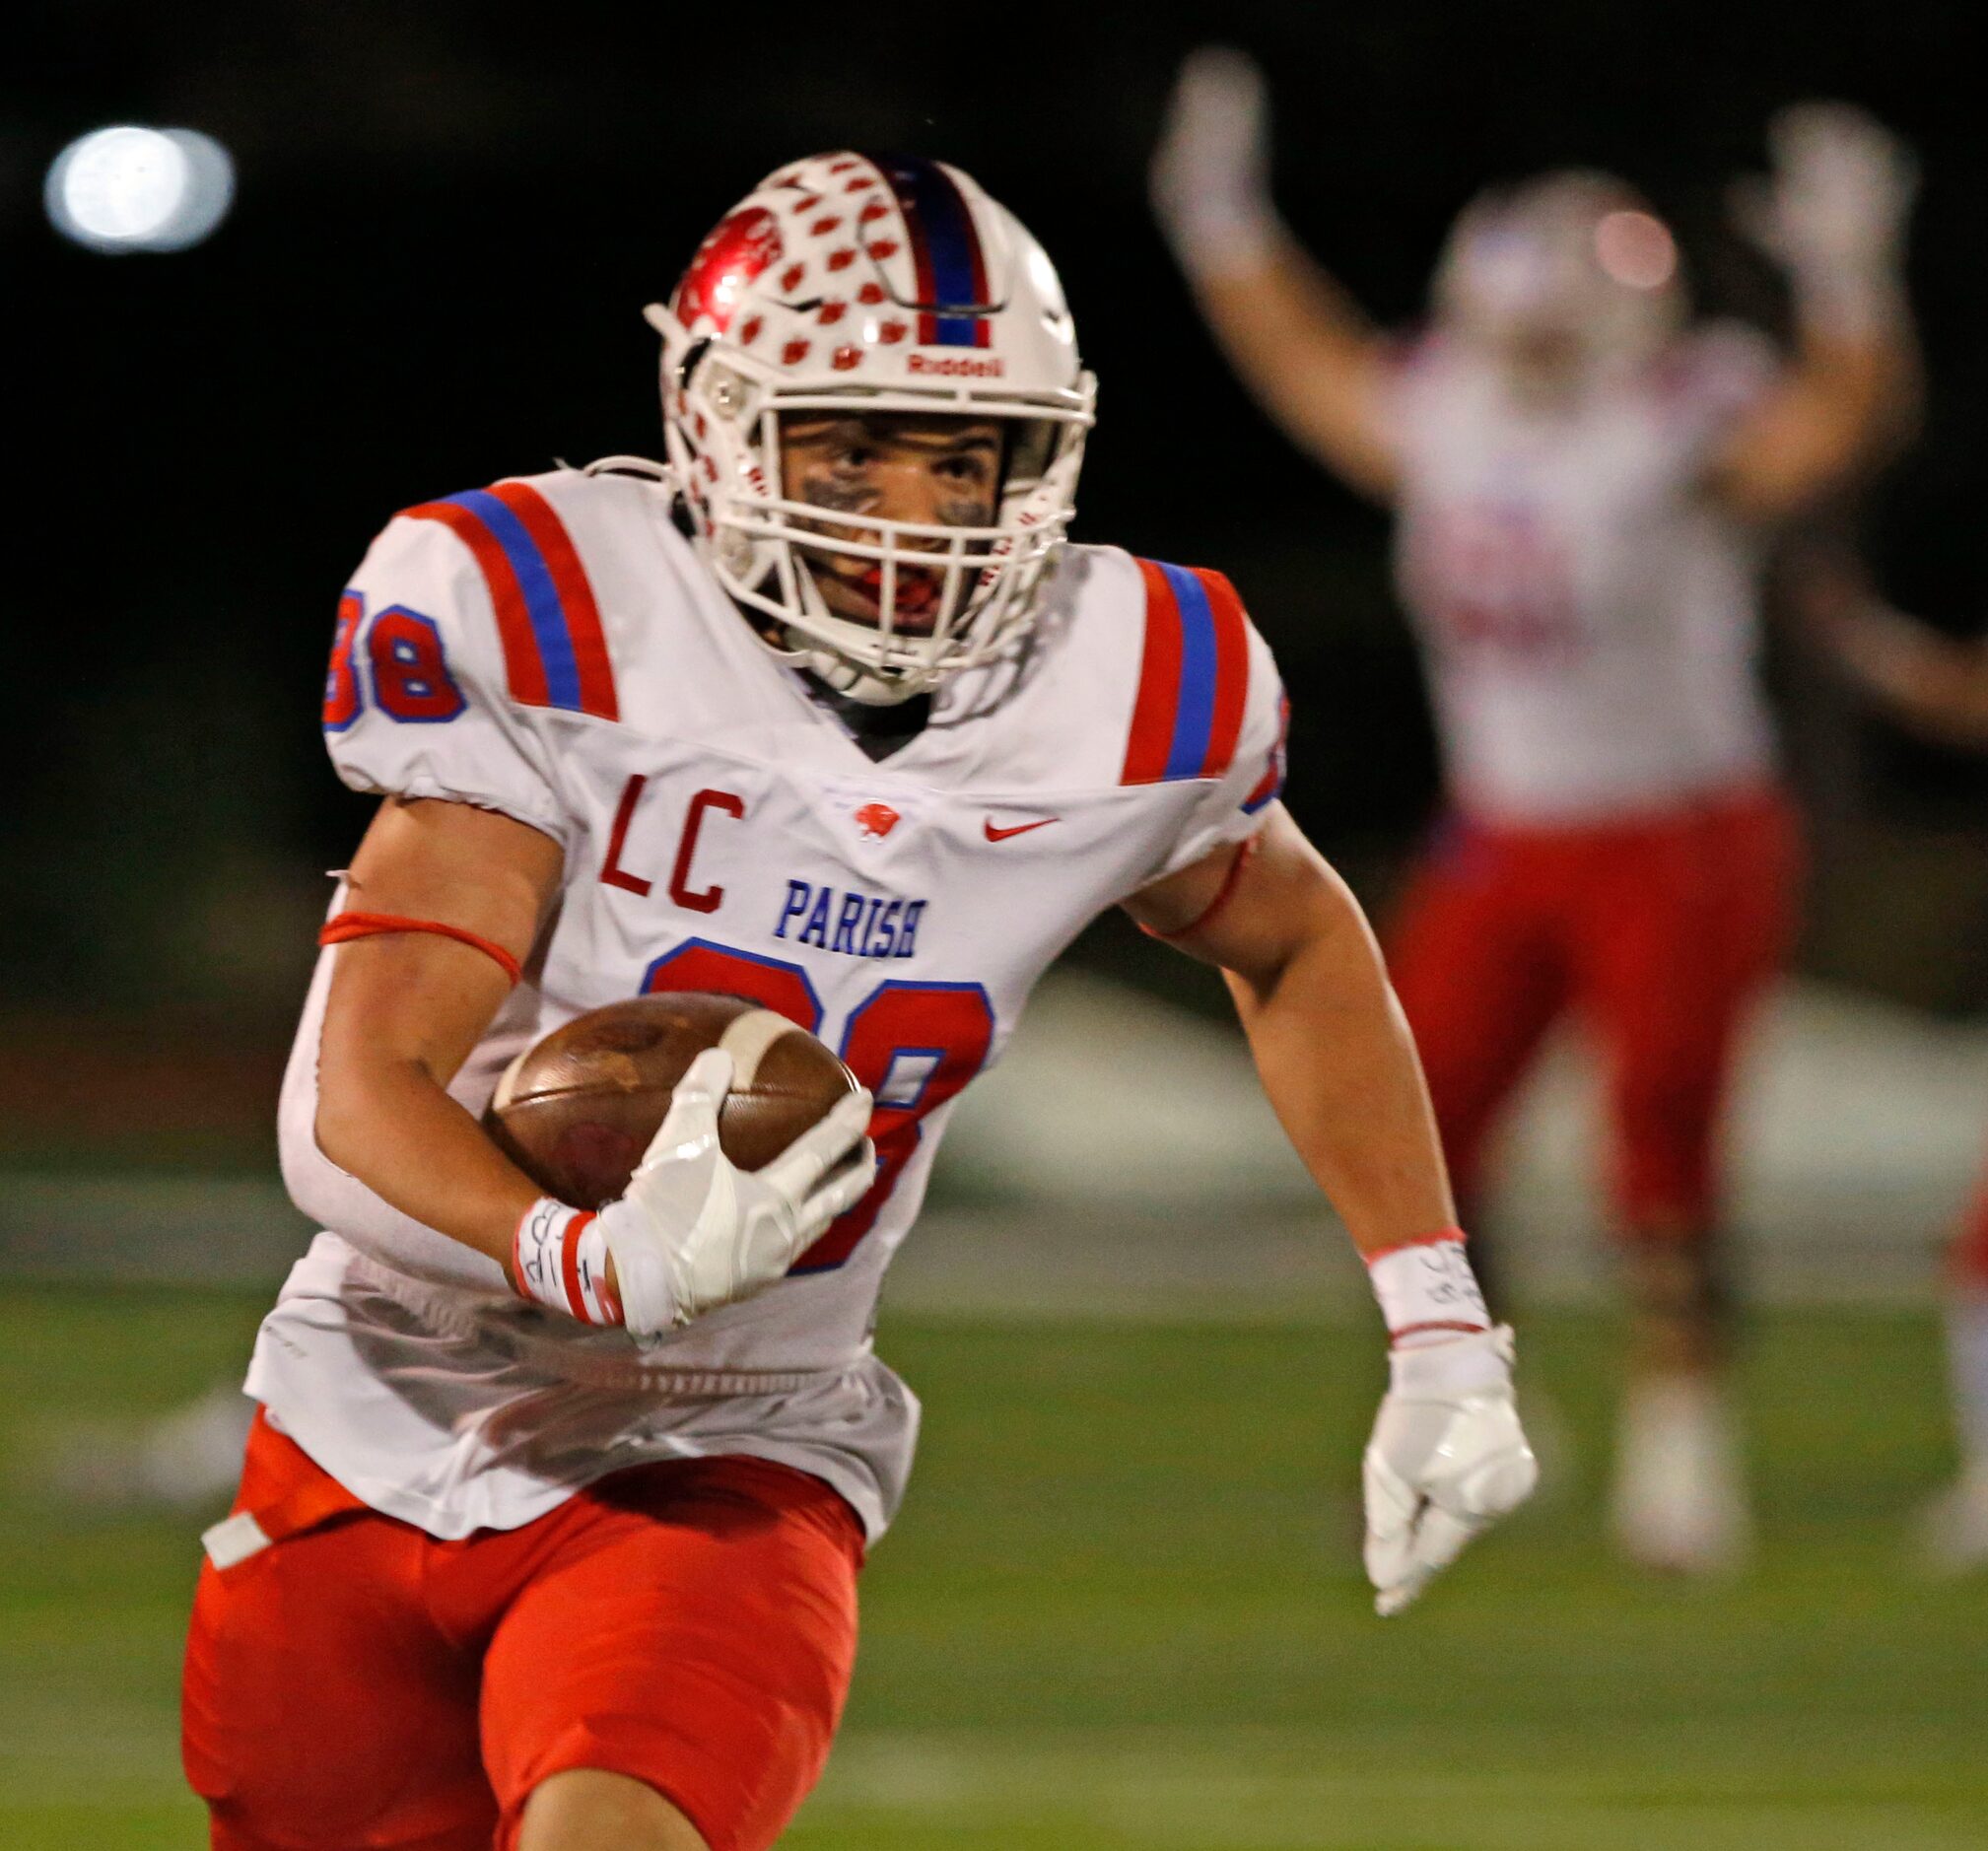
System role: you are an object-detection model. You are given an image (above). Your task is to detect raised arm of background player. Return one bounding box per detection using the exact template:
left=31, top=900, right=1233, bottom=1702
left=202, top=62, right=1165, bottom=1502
left=1800, top=553, right=1988, bottom=749
left=1125, top=802, right=1539, bottom=1615
left=1148, top=49, right=1919, bottom=521
left=312, top=795, right=874, bottom=1334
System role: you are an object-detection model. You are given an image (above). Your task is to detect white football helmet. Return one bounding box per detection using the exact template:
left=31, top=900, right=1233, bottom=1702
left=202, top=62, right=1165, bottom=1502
left=1435, top=171, right=1684, bottom=377
left=647, top=153, right=1097, bottom=703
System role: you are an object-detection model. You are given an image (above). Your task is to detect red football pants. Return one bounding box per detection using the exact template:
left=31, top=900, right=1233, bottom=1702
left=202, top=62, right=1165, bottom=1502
left=183, top=1413, right=864, bottom=1851
left=1947, top=1147, right=1988, bottom=1288
left=1386, top=785, right=1799, bottom=1235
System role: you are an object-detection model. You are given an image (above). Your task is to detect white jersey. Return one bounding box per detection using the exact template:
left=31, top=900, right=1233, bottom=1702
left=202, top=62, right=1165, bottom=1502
left=253, top=465, right=1286, bottom=1542
left=1387, top=323, right=1780, bottom=824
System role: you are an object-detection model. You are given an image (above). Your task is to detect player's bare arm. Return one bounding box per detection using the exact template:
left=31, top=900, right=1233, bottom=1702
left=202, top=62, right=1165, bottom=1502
left=1126, top=805, right=1538, bottom=1613
left=1125, top=802, right=1451, bottom=1254
left=315, top=794, right=564, bottom=1267
left=1802, top=558, right=1988, bottom=748
left=1709, top=103, right=1921, bottom=522
left=1150, top=48, right=1400, bottom=501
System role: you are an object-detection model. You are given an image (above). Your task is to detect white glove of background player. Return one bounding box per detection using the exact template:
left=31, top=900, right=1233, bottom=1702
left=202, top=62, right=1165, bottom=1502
left=1151, top=45, right=1277, bottom=276
left=598, top=1049, right=875, bottom=1336
left=1363, top=1326, right=1538, bottom=1616
left=1732, top=102, right=1916, bottom=336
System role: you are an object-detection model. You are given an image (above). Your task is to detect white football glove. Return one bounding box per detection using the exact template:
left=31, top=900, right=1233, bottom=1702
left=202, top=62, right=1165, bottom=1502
left=1151, top=45, right=1277, bottom=276
left=1363, top=1326, right=1539, bottom=1616
left=1732, top=102, right=1916, bottom=335
left=597, top=1048, right=876, bottom=1337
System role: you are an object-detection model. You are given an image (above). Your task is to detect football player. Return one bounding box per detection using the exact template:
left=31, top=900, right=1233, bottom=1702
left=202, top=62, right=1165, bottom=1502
left=181, top=155, right=1537, bottom=1851
left=1153, top=54, right=1919, bottom=1571
left=1803, top=554, right=1988, bottom=1569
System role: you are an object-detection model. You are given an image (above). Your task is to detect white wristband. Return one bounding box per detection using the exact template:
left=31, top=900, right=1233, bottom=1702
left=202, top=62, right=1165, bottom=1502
left=513, top=1198, right=622, bottom=1326
left=1367, top=1234, right=1489, bottom=1348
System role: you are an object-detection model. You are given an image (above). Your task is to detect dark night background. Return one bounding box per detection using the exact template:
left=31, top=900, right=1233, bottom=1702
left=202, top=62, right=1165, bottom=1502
left=6, top=1, right=1985, bottom=1148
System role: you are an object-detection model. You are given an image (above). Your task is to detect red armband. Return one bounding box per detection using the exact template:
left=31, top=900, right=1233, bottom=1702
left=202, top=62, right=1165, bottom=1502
left=1137, top=832, right=1261, bottom=943
left=318, top=911, right=524, bottom=988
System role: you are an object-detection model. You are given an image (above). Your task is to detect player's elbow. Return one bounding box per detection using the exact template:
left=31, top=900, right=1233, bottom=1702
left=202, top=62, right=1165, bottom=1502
left=310, top=1069, right=375, bottom=1186
left=1230, top=874, right=1372, bottom=1008
left=310, top=1047, right=425, bottom=1183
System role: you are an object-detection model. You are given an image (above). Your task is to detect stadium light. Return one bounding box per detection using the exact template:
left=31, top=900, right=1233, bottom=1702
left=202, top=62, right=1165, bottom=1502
left=45, top=125, right=235, bottom=254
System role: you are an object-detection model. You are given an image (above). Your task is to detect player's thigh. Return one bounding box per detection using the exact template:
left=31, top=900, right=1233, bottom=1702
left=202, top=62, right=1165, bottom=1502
left=1386, top=824, right=1569, bottom=1135
left=519, top=1768, right=711, bottom=1850
left=482, top=1455, right=864, bottom=1851
left=183, top=1435, right=495, bottom=1850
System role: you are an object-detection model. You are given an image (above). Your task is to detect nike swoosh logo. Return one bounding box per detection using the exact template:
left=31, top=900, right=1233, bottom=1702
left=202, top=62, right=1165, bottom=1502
left=984, top=816, right=1059, bottom=842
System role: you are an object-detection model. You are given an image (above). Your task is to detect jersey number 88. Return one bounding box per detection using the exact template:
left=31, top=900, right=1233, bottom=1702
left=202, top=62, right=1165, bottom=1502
left=643, top=939, right=995, bottom=1272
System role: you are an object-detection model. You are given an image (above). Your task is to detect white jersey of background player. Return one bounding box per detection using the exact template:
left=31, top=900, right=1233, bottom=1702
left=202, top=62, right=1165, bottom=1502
left=1388, top=215, right=1780, bottom=822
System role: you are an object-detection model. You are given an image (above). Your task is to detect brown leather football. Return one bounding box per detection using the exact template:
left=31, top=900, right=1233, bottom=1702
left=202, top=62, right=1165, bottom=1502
left=486, top=993, right=858, bottom=1209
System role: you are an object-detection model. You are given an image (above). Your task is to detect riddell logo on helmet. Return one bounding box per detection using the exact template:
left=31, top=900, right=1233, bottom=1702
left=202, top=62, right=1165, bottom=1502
left=906, top=354, right=1004, bottom=378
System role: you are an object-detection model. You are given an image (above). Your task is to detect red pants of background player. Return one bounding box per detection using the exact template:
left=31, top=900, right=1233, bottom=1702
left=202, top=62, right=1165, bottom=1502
left=1947, top=1150, right=1988, bottom=1288
left=1386, top=785, right=1799, bottom=1237
left=183, top=1413, right=863, bottom=1851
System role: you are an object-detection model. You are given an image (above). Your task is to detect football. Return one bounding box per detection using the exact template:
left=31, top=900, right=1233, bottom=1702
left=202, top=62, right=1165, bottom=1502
left=486, top=993, right=859, bottom=1209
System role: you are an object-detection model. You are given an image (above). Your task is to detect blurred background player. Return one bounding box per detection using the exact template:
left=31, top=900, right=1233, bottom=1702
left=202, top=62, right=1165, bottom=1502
left=1804, top=556, right=1988, bottom=1568
left=1152, top=50, right=1919, bottom=1571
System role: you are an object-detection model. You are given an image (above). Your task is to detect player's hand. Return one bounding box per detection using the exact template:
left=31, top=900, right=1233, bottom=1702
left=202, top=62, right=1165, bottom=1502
left=598, top=1050, right=875, bottom=1335
left=1363, top=1326, right=1538, bottom=1616
left=1732, top=103, right=1916, bottom=332
left=1151, top=46, right=1276, bottom=276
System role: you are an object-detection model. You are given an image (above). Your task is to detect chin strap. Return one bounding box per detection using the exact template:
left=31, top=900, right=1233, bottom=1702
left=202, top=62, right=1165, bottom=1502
left=780, top=626, right=928, bottom=707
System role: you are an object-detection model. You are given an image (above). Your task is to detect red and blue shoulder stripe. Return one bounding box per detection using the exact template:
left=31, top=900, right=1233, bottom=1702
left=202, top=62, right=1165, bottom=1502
left=1121, top=558, right=1252, bottom=785
left=402, top=480, right=619, bottom=721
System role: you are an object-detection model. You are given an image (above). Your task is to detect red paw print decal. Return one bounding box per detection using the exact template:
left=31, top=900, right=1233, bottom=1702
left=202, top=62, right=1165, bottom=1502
left=673, top=207, right=782, bottom=333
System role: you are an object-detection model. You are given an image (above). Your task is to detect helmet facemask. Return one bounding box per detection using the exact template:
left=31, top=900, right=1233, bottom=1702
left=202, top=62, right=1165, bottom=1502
left=656, top=320, right=1090, bottom=702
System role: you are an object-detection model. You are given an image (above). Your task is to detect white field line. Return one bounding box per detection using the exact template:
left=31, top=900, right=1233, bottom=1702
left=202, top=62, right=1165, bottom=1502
left=807, top=1732, right=1987, bottom=1851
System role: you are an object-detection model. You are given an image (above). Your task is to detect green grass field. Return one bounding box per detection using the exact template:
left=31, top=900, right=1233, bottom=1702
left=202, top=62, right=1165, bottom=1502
left=3, top=1286, right=1984, bottom=1849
